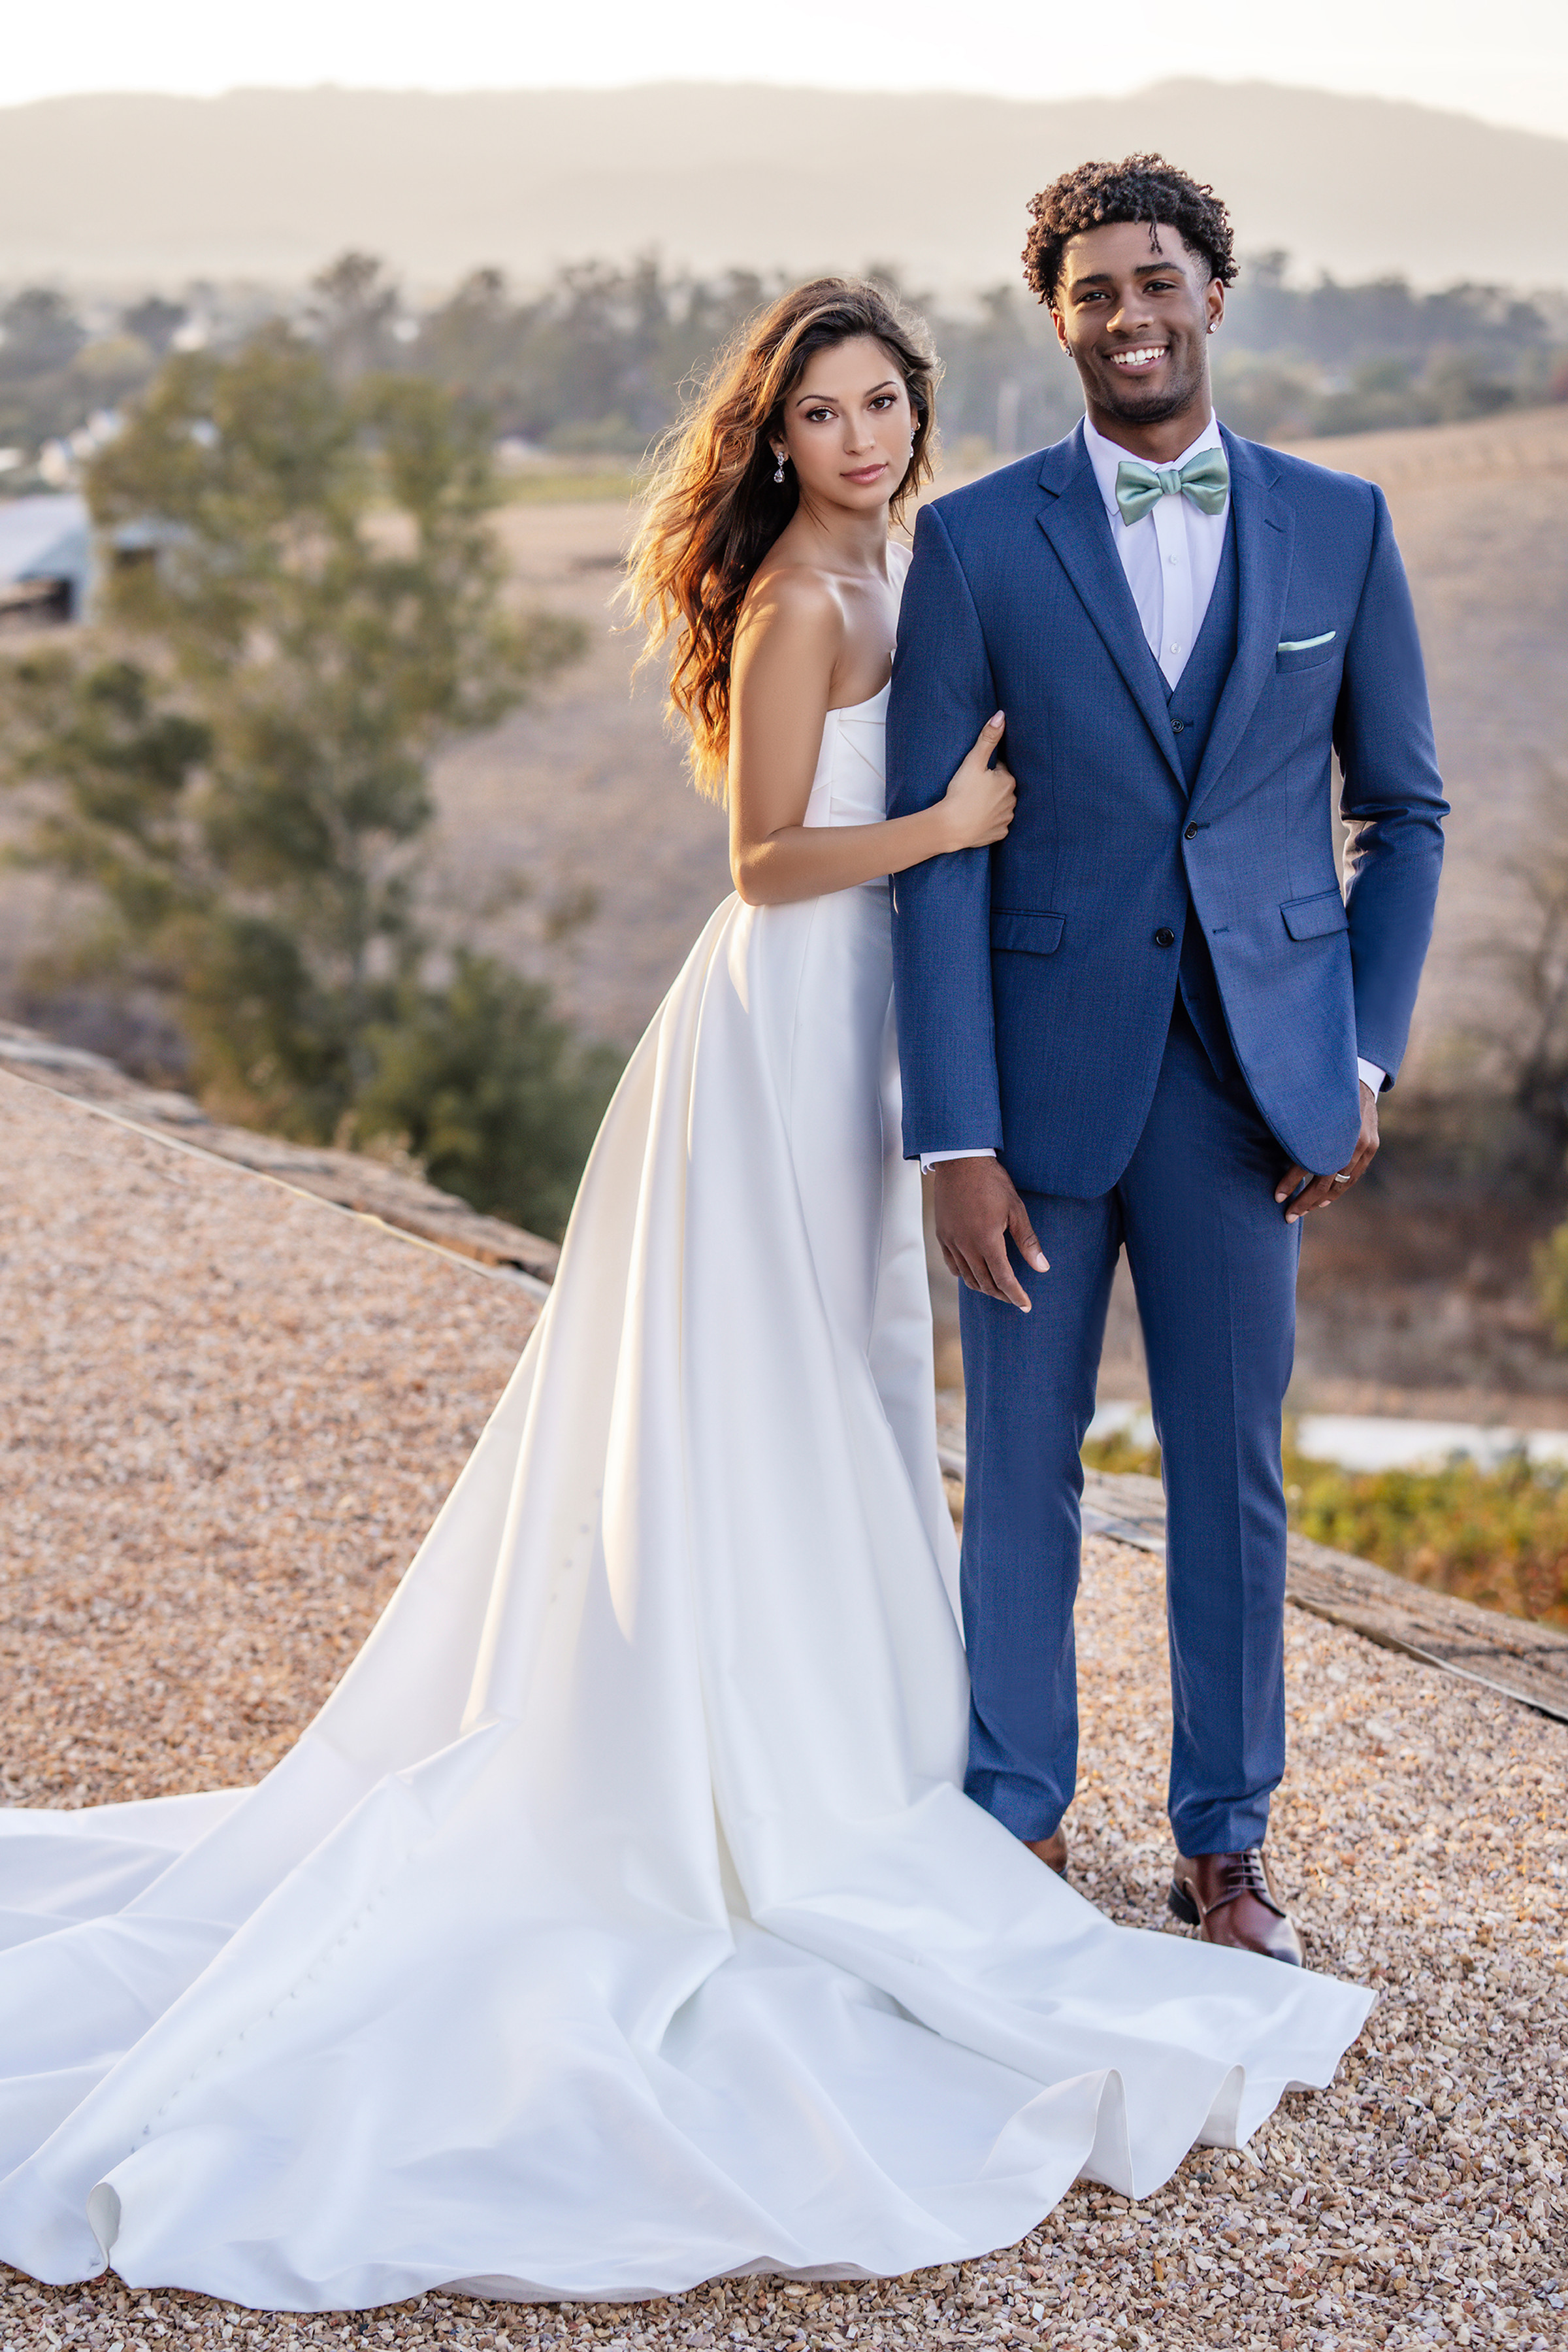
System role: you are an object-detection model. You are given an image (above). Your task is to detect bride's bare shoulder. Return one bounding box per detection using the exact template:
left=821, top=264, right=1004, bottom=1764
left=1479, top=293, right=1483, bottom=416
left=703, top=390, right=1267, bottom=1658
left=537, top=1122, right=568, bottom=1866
left=734, top=554, right=846, bottom=674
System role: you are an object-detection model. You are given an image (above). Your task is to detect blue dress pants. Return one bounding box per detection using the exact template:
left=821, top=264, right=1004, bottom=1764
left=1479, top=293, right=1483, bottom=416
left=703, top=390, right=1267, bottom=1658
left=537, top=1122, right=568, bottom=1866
left=958, top=997, right=1301, bottom=1857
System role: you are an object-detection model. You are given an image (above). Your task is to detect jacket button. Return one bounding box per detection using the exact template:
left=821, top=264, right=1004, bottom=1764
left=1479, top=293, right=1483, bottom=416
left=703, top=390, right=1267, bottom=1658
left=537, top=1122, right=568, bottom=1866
left=1154, top=926, right=1176, bottom=948
left=1184, top=823, right=1199, bottom=840
left=1172, top=719, right=1187, bottom=733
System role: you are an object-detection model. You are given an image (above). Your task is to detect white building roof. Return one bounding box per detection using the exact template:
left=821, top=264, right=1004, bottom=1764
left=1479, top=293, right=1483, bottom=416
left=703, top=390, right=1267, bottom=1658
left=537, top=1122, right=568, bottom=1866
left=0, top=493, right=90, bottom=586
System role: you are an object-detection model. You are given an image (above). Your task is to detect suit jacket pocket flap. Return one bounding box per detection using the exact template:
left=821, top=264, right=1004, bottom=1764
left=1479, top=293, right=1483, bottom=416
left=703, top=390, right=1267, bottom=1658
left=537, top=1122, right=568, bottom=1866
left=991, top=909, right=1065, bottom=956
left=1281, top=889, right=1349, bottom=942
left=1275, top=637, right=1339, bottom=674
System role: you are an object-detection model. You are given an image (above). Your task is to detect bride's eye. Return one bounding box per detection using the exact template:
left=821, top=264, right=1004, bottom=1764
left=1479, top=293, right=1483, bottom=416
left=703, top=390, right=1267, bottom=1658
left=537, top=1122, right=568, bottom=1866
left=869, top=394, right=897, bottom=411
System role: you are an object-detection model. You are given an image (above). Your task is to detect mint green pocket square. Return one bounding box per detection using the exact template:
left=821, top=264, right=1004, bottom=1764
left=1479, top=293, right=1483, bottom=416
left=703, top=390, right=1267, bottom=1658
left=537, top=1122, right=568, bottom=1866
left=1277, top=631, right=1336, bottom=652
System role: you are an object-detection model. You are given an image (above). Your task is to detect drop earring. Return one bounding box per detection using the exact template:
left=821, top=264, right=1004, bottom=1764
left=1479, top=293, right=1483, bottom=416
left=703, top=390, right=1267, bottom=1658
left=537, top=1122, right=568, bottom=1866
left=773, top=452, right=786, bottom=484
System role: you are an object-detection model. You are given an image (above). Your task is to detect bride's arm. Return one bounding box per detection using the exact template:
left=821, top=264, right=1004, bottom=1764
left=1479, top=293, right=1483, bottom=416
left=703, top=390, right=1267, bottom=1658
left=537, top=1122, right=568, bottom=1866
left=728, top=573, right=1013, bottom=908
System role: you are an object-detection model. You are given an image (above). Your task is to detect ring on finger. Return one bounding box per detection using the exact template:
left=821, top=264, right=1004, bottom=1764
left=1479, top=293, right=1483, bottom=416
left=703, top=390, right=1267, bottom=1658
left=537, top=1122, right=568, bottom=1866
left=1331, top=1171, right=1352, bottom=1185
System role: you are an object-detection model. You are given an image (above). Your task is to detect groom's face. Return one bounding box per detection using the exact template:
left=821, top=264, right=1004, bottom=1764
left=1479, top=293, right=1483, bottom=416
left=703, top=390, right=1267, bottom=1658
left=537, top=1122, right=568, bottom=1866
left=1049, top=218, right=1224, bottom=435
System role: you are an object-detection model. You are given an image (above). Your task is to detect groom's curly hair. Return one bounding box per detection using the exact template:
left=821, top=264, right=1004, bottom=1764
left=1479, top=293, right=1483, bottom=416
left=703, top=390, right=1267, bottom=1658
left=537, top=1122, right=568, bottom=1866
left=1022, top=154, right=1238, bottom=305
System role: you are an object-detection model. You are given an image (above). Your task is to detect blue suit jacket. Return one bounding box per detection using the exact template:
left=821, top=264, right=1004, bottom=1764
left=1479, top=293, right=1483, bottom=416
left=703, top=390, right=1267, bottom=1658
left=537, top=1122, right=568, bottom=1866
left=887, top=422, right=1448, bottom=1193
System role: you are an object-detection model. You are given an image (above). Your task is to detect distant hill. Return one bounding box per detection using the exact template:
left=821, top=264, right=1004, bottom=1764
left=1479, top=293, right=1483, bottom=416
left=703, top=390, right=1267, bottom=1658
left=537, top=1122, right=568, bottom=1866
left=2, top=80, right=1566, bottom=294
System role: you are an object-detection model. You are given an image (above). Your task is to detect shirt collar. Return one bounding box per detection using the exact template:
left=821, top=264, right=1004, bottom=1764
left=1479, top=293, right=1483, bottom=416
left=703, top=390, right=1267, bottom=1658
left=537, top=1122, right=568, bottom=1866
left=1081, top=408, right=1223, bottom=524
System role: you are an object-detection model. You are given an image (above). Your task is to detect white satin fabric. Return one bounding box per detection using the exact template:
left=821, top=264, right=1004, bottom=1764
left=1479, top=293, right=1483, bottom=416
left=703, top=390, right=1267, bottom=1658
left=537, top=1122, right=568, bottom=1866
left=0, top=675, right=1371, bottom=2312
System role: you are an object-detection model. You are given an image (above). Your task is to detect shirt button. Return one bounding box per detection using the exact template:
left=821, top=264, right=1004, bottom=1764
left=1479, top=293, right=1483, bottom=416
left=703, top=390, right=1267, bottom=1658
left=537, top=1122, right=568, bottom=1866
left=1154, top=926, right=1177, bottom=948
left=1184, top=823, right=1199, bottom=840
left=1169, top=642, right=1181, bottom=655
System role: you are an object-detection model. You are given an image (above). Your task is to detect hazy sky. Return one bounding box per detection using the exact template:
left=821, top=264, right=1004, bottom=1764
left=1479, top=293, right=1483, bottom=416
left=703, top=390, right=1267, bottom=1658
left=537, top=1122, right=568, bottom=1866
left=6, top=0, right=1565, bottom=142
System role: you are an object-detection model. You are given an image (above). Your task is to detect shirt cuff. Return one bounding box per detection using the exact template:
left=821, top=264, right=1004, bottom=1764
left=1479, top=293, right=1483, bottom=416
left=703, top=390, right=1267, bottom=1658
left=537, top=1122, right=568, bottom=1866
left=923, top=1072, right=1381, bottom=1179
left=921, top=1148, right=997, bottom=1175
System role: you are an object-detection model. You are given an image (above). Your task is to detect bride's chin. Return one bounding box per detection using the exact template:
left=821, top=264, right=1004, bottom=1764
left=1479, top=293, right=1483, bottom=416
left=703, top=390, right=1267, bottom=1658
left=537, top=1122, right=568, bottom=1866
left=827, top=477, right=894, bottom=509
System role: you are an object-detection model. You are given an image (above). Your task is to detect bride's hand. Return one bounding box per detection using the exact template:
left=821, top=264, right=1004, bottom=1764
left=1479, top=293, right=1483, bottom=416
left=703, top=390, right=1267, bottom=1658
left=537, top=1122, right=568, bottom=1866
left=939, top=714, right=1015, bottom=852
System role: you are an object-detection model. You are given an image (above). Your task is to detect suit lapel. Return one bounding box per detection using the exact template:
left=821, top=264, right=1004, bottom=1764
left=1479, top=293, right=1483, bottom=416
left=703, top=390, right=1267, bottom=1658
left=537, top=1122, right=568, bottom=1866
left=1035, top=429, right=1184, bottom=791
left=1184, top=428, right=1295, bottom=823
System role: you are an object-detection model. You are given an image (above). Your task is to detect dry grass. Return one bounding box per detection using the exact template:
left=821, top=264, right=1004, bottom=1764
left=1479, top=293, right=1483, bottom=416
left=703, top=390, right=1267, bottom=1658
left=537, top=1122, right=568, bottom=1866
left=502, top=469, right=644, bottom=506
left=3, top=1072, right=1567, bottom=2348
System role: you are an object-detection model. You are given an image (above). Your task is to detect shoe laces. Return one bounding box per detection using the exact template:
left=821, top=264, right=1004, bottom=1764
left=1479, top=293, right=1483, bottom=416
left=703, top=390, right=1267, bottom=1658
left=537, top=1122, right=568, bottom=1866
left=1209, top=1847, right=1282, bottom=1917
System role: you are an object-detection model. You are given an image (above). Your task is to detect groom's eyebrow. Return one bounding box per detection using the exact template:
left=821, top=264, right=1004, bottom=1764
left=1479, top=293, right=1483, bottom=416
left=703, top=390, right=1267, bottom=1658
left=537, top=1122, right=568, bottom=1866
left=1073, top=265, right=1174, bottom=284
left=1068, top=265, right=1179, bottom=295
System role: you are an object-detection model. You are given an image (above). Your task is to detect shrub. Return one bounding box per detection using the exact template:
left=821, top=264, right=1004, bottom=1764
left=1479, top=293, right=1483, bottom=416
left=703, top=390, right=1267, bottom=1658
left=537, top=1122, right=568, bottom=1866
left=356, top=953, right=623, bottom=1241
left=1081, top=1429, right=1568, bottom=1627
left=1534, top=1220, right=1568, bottom=1350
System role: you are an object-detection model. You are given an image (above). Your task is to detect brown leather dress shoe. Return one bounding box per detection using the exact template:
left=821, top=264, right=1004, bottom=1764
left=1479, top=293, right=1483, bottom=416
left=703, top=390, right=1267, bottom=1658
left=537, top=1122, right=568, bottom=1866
left=1168, top=1847, right=1303, bottom=1965
left=1025, top=1828, right=1068, bottom=1877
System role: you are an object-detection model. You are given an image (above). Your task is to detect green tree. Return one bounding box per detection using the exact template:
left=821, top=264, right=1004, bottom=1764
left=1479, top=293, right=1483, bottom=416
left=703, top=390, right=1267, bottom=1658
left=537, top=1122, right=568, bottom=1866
left=1, top=329, right=614, bottom=1238
left=359, top=952, right=623, bottom=1243
left=306, top=252, right=405, bottom=384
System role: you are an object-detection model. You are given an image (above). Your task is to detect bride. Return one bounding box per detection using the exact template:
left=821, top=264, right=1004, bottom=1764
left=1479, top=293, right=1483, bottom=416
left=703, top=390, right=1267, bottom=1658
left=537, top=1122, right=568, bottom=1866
left=0, top=280, right=1369, bottom=2313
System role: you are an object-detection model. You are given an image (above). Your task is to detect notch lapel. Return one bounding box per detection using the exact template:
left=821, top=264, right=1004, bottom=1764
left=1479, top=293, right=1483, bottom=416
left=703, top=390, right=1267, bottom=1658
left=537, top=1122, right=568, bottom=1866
left=1184, top=429, right=1295, bottom=825
left=1035, top=431, right=1184, bottom=791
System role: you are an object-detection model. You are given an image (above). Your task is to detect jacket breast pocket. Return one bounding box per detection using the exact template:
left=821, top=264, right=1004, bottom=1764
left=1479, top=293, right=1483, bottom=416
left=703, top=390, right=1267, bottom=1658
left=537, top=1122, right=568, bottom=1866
left=1275, top=633, right=1339, bottom=676
left=1281, top=889, right=1349, bottom=942
left=990, top=909, right=1065, bottom=956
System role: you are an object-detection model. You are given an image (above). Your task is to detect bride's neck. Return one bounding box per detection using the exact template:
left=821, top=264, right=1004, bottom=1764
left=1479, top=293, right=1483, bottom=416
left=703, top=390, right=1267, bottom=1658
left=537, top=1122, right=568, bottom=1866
left=787, top=496, right=893, bottom=576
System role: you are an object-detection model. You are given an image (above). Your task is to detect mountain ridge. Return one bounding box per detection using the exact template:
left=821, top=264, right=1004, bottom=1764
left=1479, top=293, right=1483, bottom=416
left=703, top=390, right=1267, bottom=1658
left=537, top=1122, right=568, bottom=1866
left=1, top=78, right=1563, bottom=293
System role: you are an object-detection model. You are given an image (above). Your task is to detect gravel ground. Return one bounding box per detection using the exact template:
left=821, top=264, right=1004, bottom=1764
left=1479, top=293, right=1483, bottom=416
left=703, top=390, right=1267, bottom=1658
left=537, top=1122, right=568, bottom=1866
left=0, top=1076, right=542, bottom=1809
left=2, top=1071, right=1565, bottom=2351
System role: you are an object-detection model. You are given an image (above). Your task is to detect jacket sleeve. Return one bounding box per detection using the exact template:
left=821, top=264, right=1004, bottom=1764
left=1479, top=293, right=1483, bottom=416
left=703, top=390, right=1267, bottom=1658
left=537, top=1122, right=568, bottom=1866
left=886, top=501, right=1004, bottom=1158
left=1333, top=482, right=1448, bottom=1087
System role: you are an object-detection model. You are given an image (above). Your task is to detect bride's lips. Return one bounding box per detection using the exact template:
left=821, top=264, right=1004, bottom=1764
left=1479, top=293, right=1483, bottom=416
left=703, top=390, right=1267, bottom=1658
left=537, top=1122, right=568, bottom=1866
left=842, top=461, right=889, bottom=484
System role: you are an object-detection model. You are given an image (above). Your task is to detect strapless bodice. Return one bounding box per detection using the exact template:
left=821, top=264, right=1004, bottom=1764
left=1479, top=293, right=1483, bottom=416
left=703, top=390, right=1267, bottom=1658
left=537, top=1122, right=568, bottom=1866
left=802, top=681, right=889, bottom=829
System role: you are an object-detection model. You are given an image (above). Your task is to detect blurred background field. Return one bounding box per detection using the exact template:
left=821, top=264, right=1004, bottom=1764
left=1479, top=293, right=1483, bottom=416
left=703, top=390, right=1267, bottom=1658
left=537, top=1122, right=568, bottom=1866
left=5, top=75, right=1568, bottom=1631
left=1082, top=1421, right=1568, bottom=1632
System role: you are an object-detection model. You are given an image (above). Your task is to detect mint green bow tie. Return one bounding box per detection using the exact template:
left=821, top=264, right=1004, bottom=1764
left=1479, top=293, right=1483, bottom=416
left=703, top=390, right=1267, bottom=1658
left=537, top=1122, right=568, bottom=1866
left=1114, top=447, right=1230, bottom=527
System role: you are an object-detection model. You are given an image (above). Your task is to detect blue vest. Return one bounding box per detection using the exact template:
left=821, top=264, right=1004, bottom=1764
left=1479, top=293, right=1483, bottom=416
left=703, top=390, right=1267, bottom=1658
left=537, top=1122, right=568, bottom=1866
left=1164, top=512, right=1241, bottom=1080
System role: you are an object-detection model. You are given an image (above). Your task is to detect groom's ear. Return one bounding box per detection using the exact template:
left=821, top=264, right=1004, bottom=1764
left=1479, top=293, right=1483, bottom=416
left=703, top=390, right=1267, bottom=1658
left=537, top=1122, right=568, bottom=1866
left=1047, top=302, right=1072, bottom=357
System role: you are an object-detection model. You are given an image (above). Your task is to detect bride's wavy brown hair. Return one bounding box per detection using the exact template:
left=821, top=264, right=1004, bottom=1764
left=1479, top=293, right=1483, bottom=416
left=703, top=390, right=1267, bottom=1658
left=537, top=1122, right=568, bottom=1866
left=625, top=278, right=939, bottom=799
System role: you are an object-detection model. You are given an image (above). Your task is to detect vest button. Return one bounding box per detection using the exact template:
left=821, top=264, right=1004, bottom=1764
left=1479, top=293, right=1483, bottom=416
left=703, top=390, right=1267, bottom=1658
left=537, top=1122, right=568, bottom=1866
left=1184, top=823, right=1199, bottom=840
left=1154, top=926, right=1177, bottom=948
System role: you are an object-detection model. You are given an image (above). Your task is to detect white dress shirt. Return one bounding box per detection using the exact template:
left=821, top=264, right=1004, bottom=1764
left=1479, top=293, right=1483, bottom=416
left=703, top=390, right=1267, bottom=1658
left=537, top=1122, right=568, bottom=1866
left=922, top=410, right=1383, bottom=1172
left=1081, top=408, right=1230, bottom=691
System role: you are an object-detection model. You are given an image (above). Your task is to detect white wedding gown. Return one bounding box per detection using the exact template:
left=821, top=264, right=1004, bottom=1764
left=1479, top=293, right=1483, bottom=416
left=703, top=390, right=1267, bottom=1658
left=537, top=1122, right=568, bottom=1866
left=0, top=661, right=1372, bottom=2311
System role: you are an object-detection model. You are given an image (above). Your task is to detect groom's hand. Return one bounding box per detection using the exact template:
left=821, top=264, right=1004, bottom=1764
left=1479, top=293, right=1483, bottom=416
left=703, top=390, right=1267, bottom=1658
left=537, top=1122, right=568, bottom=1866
left=934, top=1159, right=1048, bottom=1311
left=1275, top=1080, right=1380, bottom=1223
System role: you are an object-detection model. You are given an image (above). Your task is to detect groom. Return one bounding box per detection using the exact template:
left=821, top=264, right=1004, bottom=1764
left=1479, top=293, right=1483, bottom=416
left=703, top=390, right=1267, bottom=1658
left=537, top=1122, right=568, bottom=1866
left=887, top=156, right=1446, bottom=1963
